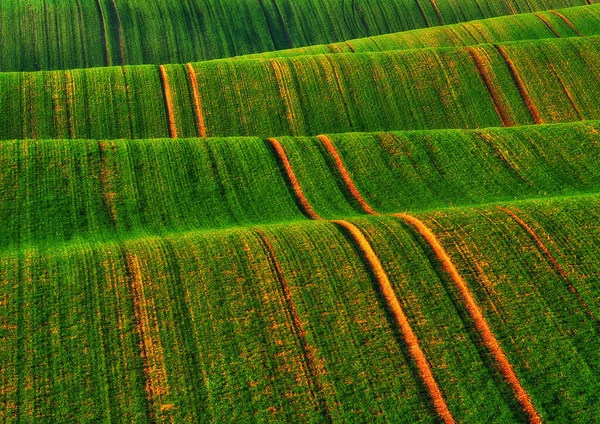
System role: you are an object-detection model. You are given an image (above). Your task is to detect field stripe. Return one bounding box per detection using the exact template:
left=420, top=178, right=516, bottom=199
left=124, top=252, right=170, bottom=422
left=254, top=230, right=332, bottom=422
left=396, top=213, right=542, bottom=424
left=267, top=138, right=321, bottom=220
left=414, top=0, right=432, bottom=27
left=75, top=1, right=88, bottom=66
left=547, top=63, right=585, bottom=120
left=506, top=0, right=517, bottom=15
left=108, top=0, right=126, bottom=64
left=495, top=45, right=543, bottom=124
left=533, top=14, right=561, bottom=37
left=476, top=132, right=530, bottom=183
left=343, top=42, right=356, bottom=52
left=333, top=220, right=455, bottom=424
left=497, top=206, right=599, bottom=329
left=186, top=64, right=207, bottom=137
left=467, top=47, right=514, bottom=127
left=159, top=66, right=178, bottom=138
left=64, top=71, right=75, bottom=139
left=429, top=0, right=445, bottom=25
left=317, top=134, right=377, bottom=215
left=121, top=67, right=136, bottom=137
left=270, top=59, right=302, bottom=134
left=93, top=0, right=111, bottom=66
left=98, top=141, right=118, bottom=227
left=322, top=55, right=353, bottom=127
left=549, top=10, right=584, bottom=36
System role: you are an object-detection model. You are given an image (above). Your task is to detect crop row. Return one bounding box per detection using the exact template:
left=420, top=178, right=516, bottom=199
left=1, top=120, right=599, bottom=251
left=1, top=0, right=597, bottom=72
left=246, top=4, right=600, bottom=59
left=1, top=192, right=599, bottom=422
left=2, top=36, right=600, bottom=140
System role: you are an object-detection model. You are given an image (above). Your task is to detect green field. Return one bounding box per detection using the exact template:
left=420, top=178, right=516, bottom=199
left=3, top=36, right=600, bottom=140
left=1, top=0, right=599, bottom=72
left=1, top=0, right=599, bottom=422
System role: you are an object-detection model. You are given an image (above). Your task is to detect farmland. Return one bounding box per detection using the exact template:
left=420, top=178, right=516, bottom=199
left=1, top=0, right=600, bottom=422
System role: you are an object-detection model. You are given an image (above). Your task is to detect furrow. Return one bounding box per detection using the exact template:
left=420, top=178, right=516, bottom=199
left=497, top=206, right=599, bottom=329
left=159, top=65, right=178, bottom=139
left=467, top=47, right=514, bottom=127
left=495, top=45, right=543, bottom=124
left=396, top=213, right=542, bottom=424
left=547, top=63, right=585, bottom=120
left=533, top=14, right=561, bottom=38
left=124, top=252, right=171, bottom=423
left=549, top=10, right=584, bottom=36
left=317, top=134, right=377, bottom=215
left=254, top=230, right=332, bottom=422
left=93, top=0, right=111, bottom=66
left=267, top=138, right=321, bottom=220
left=333, top=219, right=455, bottom=424
left=186, top=64, right=207, bottom=138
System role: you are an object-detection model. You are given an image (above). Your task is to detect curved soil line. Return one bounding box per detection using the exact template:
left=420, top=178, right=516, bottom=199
left=498, top=206, right=599, bottom=329
left=495, top=45, right=543, bottom=124
left=467, top=47, right=514, bottom=127
left=267, top=138, right=321, bottom=220
left=533, top=13, right=561, bottom=38
left=317, top=134, right=377, bottom=215
left=333, top=219, right=455, bottom=424
left=159, top=65, right=178, bottom=138
left=549, top=10, right=584, bottom=36
left=254, top=230, right=332, bottom=422
left=186, top=64, right=207, bottom=137
left=396, top=213, right=542, bottom=423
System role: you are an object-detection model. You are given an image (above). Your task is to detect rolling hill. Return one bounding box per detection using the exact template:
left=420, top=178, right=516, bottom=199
left=1, top=0, right=599, bottom=422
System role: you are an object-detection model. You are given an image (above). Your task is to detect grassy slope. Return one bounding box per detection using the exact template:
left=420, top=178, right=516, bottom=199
left=246, top=4, right=600, bottom=59
left=3, top=36, right=600, bottom=140
left=1, top=121, right=600, bottom=251
left=0, top=0, right=597, bottom=72
left=2, top=193, right=599, bottom=421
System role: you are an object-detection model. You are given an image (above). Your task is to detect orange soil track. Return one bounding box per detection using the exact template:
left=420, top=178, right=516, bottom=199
left=467, top=48, right=514, bottom=127
left=506, top=0, right=517, bottom=15
left=343, top=42, right=356, bottom=53
left=429, top=0, right=445, bottom=25
left=495, top=45, right=543, bottom=125
left=497, top=206, right=599, bottom=329
left=186, top=64, right=207, bottom=137
left=547, top=63, right=585, bottom=120
left=254, top=230, right=332, bottom=422
left=396, top=213, right=542, bottom=424
left=317, top=134, right=377, bottom=215
left=125, top=253, right=171, bottom=421
left=94, top=0, right=111, bottom=66
left=159, top=66, right=178, bottom=139
left=533, top=14, right=561, bottom=38
left=549, top=10, right=584, bottom=36
left=267, top=138, right=321, bottom=220
left=333, top=220, right=455, bottom=424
